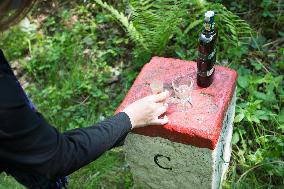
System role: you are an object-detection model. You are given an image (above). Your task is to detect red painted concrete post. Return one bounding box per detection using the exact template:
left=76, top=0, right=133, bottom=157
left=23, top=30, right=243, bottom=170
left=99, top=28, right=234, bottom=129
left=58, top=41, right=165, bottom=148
left=116, top=57, right=238, bottom=189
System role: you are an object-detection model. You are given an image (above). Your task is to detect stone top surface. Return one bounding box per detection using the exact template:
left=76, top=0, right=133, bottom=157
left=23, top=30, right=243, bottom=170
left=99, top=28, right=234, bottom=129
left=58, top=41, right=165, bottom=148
left=116, top=57, right=237, bottom=150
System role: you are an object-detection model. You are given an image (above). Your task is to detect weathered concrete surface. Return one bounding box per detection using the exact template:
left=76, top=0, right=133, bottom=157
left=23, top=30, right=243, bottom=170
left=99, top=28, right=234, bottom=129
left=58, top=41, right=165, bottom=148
left=124, top=134, right=213, bottom=189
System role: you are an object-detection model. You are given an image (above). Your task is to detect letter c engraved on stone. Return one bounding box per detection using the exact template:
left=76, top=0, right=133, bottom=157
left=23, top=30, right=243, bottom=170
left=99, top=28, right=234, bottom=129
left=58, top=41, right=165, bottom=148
left=154, top=154, right=172, bottom=170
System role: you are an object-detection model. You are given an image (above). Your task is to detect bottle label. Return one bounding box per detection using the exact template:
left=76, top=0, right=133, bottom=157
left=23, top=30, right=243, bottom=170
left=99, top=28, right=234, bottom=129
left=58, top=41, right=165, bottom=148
left=197, top=67, right=214, bottom=77
left=207, top=67, right=214, bottom=76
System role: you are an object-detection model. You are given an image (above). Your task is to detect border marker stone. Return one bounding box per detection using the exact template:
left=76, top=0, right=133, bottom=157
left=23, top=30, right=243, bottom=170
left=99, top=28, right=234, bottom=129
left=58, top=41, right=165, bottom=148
left=116, top=57, right=238, bottom=189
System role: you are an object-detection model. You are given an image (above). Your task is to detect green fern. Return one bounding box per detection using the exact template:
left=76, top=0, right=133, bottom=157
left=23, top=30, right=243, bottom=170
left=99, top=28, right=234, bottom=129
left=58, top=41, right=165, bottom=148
left=93, top=0, right=147, bottom=51
left=94, top=0, right=190, bottom=55
left=128, top=0, right=189, bottom=55
left=93, top=0, right=253, bottom=59
left=184, top=2, right=253, bottom=48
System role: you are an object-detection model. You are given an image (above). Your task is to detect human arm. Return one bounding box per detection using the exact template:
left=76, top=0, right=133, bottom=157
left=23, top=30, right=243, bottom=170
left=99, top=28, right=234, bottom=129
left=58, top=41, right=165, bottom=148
left=0, top=75, right=168, bottom=180
left=0, top=92, right=132, bottom=180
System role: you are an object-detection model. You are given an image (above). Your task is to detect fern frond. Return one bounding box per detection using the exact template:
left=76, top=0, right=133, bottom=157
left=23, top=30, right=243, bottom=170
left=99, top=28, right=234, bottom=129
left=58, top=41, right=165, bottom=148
left=128, top=0, right=190, bottom=55
left=181, top=1, right=253, bottom=60
left=94, top=0, right=148, bottom=51
left=94, top=0, right=253, bottom=60
left=208, top=3, right=251, bottom=43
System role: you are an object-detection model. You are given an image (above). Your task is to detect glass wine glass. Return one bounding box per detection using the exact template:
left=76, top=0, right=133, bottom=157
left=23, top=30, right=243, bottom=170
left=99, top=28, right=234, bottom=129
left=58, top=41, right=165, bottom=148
left=172, top=75, right=194, bottom=112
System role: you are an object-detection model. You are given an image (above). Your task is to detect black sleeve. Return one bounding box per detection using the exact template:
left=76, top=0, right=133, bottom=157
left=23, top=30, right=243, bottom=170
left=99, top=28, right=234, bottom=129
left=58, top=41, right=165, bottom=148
left=46, top=111, right=132, bottom=179
left=0, top=75, right=132, bottom=180
left=0, top=104, right=131, bottom=180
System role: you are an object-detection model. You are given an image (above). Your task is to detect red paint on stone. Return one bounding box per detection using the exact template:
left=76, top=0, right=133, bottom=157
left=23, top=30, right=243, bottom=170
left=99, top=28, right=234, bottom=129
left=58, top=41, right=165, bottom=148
left=116, top=57, right=237, bottom=150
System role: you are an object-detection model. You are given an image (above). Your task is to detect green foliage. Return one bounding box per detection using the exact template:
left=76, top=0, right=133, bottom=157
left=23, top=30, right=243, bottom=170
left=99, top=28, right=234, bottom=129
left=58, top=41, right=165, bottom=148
left=69, top=149, right=133, bottom=189
left=221, top=0, right=284, bottom=39
left=93, top=0, right=253, bottom=64
left=174, top=1, right=253, bottom=62
left=93, top=0, right=189, bottom=56
left=93, top=0, right=147, bottom=51
left=0, top=173, right=24, bottom=189
left=224, top=34, right=284, bottom=188
left=0, top=27, right=31, bottom=60
left=21, top=13, right=114, bottom=130
left=0, top=4, right=133, bottom=187
left=0, top=0, right=283, bottom=188
left=128, top=0, right=189, bottom=55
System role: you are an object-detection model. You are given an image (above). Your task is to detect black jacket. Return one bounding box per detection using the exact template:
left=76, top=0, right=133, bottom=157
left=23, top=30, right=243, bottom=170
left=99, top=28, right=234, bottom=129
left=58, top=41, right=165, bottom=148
left=0, top=50, right=132, bottom=180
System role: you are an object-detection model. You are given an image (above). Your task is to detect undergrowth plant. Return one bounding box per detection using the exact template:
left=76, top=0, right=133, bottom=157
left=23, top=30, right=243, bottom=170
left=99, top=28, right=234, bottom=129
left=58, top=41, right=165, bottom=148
left=92, top=0, right=252, bottom=64
left=227, top=65, right=284, bottom=188
left=0, top=0, right=283, bottom=188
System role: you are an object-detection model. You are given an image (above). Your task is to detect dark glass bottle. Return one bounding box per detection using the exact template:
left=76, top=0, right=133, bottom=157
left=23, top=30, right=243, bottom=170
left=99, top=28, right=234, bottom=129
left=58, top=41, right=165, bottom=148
left=197, top=11, right=217, bottom=88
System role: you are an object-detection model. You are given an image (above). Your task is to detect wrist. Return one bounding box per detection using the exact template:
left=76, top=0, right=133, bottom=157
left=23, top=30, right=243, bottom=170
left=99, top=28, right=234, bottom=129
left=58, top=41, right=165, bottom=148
left=122, top=110, right=135, bottom=129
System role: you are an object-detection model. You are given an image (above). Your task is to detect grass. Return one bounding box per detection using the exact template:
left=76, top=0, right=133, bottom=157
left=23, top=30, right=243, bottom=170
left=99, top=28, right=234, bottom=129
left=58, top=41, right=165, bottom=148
left=0, top=0, right=283, bottom=188
left=69, top=149, right=133, bottom=189
left=0, top=173, right=24, bottom=189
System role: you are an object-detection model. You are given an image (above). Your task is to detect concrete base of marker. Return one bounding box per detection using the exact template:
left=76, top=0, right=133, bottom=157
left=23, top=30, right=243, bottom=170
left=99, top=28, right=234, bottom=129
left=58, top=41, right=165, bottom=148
left=124, top=91, right=236, bottom=189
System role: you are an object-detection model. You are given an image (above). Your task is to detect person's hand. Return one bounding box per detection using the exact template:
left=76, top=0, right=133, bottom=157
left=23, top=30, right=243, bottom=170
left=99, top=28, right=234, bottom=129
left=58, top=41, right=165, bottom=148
left=122, top=91, right=169, bottom=129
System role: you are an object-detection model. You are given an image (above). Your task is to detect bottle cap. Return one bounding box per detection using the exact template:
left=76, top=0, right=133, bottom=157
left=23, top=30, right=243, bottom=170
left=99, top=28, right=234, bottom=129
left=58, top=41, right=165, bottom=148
left=205, top=11, right=215, bottom=18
